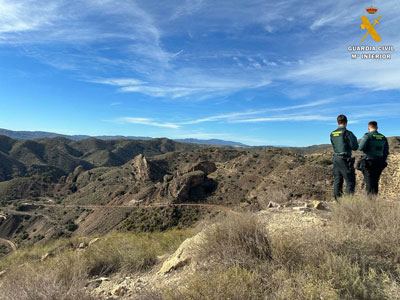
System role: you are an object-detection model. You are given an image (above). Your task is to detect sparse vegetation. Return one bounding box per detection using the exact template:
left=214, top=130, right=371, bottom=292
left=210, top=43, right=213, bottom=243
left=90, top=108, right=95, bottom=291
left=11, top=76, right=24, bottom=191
left=199, top=213, right=271, bottom=268
left=1, top=136, right=400, bottom=299
left=0, top=229, right=193, bottom=299
left=119, top=206, right=205, bottom=232
left=0, top=255, right=96, bottom=300
left=141, top=196, right=400, bottom=300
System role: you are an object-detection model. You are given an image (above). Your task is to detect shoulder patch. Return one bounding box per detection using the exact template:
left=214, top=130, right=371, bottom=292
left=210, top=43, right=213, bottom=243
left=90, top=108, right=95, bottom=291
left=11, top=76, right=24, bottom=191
left=331, top=131, right=342, bottom=137
left=373, top=134, right=384, bottom=140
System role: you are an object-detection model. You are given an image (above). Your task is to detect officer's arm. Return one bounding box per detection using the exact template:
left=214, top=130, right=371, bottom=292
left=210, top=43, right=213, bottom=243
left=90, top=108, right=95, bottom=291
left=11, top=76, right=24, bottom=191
left=383, top=140, right=389, bottom=161
left=348, top=132, right=359, bottom=150
left=358, top=134, right=369, bottom=151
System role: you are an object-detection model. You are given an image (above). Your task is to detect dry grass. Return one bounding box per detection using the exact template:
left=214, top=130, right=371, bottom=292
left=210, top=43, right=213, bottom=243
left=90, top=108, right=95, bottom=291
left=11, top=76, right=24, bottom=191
left=0, top=229, right=193, bottom=299
left=0, top=254, right=95, bottom=300
left=82, top=230, right=192, bottom=276
left=198, top=213, right=271, bottom=268
left=165, top=266, right=263, bottom=300
left=3, top=196, right=400, bottom=300
left=149, top=195, right=400, bottom=300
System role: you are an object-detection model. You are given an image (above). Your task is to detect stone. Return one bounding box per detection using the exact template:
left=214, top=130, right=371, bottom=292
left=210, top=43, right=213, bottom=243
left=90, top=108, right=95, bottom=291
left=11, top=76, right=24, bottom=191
left=267, top=201, right=281, bottom=208
left=158, top=229, right=206, bottom=275
left=163, top=174, right=173, bottom=182
left=78, top=242, right=88, bottom=249
left=99, top=277, right=110, bottom=281
left=180, top=161, right=217, bottom=176
left=131, top=154, right=151, bottom=182
left=312, top=200, right=327, bottom=210
left=89, top=238, right=100, bottom=247
left=41, top=252, right=53, bottom=261
left=157, top=170, right=206, bottom=202
left=293, top=206, right=311, bottom=212
left=113, top=285, right=129, bottom=296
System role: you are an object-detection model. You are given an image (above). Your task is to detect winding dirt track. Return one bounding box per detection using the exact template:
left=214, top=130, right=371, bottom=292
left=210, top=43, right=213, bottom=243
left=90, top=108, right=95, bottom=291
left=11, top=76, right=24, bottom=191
left=28, top=201, right=236, bottom=214
left=0, top=238, right=17, bottom=251
left=0, top=201, right=238, bottom=254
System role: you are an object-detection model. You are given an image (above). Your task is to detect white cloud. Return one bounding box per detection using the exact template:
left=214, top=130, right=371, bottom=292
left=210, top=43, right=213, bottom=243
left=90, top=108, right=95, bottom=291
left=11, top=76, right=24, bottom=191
left=0, top=1, right=59, bottom=34
left=287, top=52, right=400, bottom=91
left=116, top=117, right=180, bottom=129
left=3, top=0, right=400, bottom=101
left=232, top=114, right=334, bottom=123
left=91, top=78, right=146, bottom=86
left=94, top=71, right=273, bottom=99
left=180, top=99, right=334, bottom=124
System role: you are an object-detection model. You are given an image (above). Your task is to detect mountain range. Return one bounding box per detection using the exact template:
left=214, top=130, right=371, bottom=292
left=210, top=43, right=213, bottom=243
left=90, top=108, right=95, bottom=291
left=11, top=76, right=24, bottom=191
left=0, top=133, right=398, bottom=248
left=0, top=128, right=248, bottom=147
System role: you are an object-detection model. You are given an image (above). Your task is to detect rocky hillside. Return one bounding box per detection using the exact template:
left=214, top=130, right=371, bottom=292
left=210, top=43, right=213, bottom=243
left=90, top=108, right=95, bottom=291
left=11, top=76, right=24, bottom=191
left=0, top=136, right=399, bottom=252
left=2, top=196, right=400, bottom=300
left=0, top=135, right=199, bottom=182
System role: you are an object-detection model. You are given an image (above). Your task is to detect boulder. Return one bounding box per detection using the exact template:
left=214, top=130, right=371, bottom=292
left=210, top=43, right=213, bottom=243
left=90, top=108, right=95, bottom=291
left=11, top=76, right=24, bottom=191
left=158, top=230, right=206, bottom=275
left=180, top=161, right=217, bottom=176
left=66, top=165, right=86, bottom=183
left=168, top=170, right=206, bottom=202
left=127, top=154, right=165, bottom=182
left=312, top=200, right=326, bottom=210
left=78, top=242, right=88, bottom=249
left=130, top=154, right=151, bottom=182
left=267, top=201, right=281, bottom=209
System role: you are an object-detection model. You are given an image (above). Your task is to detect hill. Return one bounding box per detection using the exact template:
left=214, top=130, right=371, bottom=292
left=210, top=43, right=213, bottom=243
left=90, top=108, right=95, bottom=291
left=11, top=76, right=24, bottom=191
left=0, top=136, right=400, bottom=299
left=0, top=136, right=398, bottom=246
left=1, top=196, right=400, bottom=300
left=0, top=135, right=199, bottom=182
left=0, top=128, right=248, bottom=147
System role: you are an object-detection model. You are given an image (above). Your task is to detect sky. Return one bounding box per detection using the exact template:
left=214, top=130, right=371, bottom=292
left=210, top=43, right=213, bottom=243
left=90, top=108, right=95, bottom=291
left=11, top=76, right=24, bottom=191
left=0, top=0, right=399, bottom=146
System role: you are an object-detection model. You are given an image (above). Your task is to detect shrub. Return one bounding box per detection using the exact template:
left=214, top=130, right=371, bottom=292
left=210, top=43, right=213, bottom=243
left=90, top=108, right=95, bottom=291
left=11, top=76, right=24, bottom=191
left=199, top=213, right=271, bottom=268
left=148, top=196, right=400, bottom=300
left=82, top=233, right=157, bottom=276
left=0, top=255, right=95, bottom=300
left=164, top=267, right=263, bottom=300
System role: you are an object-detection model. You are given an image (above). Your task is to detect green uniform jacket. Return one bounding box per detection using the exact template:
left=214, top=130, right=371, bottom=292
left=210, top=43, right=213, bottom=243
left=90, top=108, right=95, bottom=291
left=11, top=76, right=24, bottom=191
left=330, top=127, right=358, bottom=156
left=358, top=131, right=389, bottom=160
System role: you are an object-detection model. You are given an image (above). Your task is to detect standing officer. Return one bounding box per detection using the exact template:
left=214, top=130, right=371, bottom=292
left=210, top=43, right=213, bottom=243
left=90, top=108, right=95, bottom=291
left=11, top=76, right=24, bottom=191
left=330, top=115, right=359, bottom=200
left=358, top=121, right=389, bottom=195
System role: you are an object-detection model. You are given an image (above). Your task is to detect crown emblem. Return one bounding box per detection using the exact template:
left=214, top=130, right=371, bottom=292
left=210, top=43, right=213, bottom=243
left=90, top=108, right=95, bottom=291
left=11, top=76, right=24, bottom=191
left=366, top=6, right=378, bottom=14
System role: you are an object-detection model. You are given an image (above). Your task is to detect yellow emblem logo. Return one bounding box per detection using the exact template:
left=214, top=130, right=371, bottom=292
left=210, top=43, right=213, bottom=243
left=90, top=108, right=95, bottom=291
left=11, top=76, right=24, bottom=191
left=361, top=7, right=382, bottom=43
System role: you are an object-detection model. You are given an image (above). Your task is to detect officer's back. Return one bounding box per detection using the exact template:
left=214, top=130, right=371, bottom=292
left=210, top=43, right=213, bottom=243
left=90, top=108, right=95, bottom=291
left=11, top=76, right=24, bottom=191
left=358, top=121, right=389, bottom=195
left=330, top=114, right=358, bottom=200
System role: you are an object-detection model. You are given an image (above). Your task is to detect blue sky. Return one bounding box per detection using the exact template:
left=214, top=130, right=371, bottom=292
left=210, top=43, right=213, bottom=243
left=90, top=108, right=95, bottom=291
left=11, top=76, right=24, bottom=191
left=0, top=0, right=399, bottom=146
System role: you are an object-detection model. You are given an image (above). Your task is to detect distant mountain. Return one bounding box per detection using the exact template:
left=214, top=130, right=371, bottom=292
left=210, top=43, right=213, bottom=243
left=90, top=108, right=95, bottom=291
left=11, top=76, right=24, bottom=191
left=0, top=128, right=151, bottom=141
left=174, top=138, right=247, bottom=147
left=0, top=128, right=247, bottom=147
left=0, top=135, right=199, bottom=182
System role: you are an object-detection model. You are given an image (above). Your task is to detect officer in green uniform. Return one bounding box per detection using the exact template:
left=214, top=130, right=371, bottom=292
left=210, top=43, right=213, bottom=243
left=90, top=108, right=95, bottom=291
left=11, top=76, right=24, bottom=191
left=358, top=121, right=389, bottom=195
left=330, top=115, right=359, bottom=200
